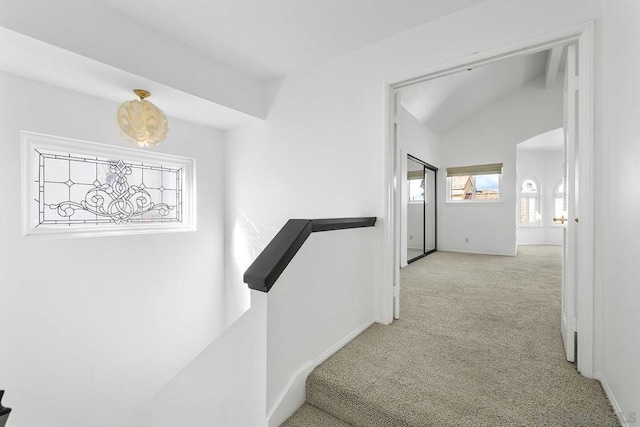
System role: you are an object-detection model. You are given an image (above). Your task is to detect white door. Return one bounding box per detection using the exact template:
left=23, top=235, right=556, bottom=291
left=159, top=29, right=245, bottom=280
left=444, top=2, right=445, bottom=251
left=559, top=44, right=578, bottom=363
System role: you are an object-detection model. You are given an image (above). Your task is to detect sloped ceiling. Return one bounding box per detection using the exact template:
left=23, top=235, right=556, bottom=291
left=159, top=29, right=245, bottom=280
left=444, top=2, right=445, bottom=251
left=517, top=128, right=563, bottom=151
left=95, top=0, right=490, bottom=81
left=400, top=51, right=551, bottom=136
left=0, top=0, right=494, bottom=129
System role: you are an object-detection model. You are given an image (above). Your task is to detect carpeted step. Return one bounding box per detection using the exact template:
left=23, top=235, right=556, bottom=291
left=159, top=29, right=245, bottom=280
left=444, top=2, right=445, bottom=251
left=281, top=403, right=353, bottom=427
left=306, top=364, right=412, bottom=427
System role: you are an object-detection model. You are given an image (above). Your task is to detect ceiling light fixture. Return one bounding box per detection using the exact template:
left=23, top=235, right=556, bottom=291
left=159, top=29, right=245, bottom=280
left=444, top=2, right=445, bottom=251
left=117, top=89, right=168, bottom=147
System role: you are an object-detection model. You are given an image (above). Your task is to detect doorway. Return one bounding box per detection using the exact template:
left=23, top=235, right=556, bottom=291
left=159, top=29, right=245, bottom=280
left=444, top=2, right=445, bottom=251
left=384, top=23, right=595, bottom=376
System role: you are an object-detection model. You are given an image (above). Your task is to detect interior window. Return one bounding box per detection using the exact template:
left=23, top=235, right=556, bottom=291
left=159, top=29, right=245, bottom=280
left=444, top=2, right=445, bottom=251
left=520, top=178, right=540, bottom=225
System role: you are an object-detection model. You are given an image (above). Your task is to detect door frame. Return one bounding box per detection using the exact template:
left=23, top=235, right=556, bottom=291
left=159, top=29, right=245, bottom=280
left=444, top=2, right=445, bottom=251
left=381, top=22, right=595, bottom=377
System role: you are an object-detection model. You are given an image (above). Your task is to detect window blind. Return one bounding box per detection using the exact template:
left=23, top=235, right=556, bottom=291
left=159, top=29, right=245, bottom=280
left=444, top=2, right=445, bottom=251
left=446, top=163, right=503, bottom=177
left=407, top=170, right=424, bottom=180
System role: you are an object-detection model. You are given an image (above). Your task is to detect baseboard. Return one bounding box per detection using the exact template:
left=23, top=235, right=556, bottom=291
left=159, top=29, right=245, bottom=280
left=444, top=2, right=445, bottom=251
left=596, top=375, right=635, bottom=425
left=438, top=248, right=516, bottom=257
left=266, top=320, right=374, bottom=427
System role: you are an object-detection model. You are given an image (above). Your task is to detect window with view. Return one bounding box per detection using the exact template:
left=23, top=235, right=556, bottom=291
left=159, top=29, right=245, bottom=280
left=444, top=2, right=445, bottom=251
left=446, top=163, right=502, bottom=202
left=519, top=178, right=540, bottom=225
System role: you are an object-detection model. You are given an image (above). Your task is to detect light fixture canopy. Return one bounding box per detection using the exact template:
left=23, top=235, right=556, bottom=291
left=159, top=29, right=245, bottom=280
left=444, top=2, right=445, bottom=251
left=117, top=89, right=168, bottom=147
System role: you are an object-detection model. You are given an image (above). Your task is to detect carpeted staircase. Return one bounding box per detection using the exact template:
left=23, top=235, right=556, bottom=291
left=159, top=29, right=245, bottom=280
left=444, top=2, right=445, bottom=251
left=282, top=247, right=619, bottom=427
left=283, top=403, right=352, bottom=427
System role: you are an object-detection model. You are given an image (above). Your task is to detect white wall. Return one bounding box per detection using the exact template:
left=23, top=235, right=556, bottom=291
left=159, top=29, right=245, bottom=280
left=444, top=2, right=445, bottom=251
left=0, top=0, right=265, bottom=119
left=151, top=292, right=268, bottom=427
left=438, top=76, right=563, bottom=255
left=599, top=0, right=640, bottom=418
left=516, top=149, right=563, bottom=246
left=266, top=229, right=376, bottom=425
left=0, top=72, right=227, bottom=427
left=398, top=106, right=439, bottom=266
left=223, top=73, right=384, bottom=326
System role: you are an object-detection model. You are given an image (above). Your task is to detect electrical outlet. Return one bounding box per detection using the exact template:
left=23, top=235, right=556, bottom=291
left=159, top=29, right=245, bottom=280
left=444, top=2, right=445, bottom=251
left=409, top=235, right=413, bottom=240
left=465, top=237, right=469, bottom=243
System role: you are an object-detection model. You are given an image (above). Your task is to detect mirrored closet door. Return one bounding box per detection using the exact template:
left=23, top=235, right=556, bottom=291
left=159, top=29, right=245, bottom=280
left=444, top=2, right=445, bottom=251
left=406, top=155, right=437, bottom=263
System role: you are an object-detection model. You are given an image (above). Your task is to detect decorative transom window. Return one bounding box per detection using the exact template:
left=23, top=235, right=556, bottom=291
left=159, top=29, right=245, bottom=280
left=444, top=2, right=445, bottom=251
left=519, top=178, right=540, bottom=225
left=446, top=163, right=503, bottom=202
left=22, top=132, right=195, bottom=238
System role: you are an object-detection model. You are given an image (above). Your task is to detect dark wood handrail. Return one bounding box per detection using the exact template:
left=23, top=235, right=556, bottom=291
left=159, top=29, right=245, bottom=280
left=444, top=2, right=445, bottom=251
left=0, top=390, right=11, bottom=418
left=243, top=217, right=377, bottom=292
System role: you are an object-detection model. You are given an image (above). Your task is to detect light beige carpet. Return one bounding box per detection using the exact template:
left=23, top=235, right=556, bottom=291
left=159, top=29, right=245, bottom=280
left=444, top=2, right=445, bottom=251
left=282, top=403, right=352, bottom=427
left=283, top=246, right=618, bottom=426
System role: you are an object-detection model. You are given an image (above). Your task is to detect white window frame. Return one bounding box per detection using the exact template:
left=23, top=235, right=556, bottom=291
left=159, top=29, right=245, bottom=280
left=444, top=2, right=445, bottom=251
left=21, top=131, right=196, bottom=239
left=519, top=177, right=541, bottom=226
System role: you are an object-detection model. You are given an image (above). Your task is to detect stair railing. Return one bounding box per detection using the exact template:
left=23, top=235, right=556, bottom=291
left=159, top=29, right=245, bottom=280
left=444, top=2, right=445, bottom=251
left=0, top=390, right=11, bottom=427
left=243, top=217, right=377, bottom=292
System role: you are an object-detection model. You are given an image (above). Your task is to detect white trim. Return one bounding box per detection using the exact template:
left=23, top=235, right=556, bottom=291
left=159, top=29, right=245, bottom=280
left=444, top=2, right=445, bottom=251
left=390, top=22, right=590, bottom=89
left=575, top=21, right=596, bottom=378
left=382, top=22, right=596, bottom=376
left=379, top=83, right=394, bottom=324
left=266, top=320, right=374, bottom=427
left=21, top=131, right=196, bottom=239
left=516, top=243, right=561, bottom=247
left=597, top=376, right=636, bottom=425
left=437, top=249, right=516, bottom=257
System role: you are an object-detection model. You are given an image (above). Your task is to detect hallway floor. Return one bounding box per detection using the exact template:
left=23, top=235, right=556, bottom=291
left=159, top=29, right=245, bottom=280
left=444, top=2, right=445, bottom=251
left=284, top=246, right=618, bottom=426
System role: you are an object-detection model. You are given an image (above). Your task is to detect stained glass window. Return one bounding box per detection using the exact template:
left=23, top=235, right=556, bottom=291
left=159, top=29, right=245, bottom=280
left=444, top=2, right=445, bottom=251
left=23, top=132, right=195, bottom=238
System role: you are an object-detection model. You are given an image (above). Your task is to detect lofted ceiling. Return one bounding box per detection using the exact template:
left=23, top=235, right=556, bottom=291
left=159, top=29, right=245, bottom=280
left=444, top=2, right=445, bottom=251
left=399, top=49, right=565, bottom=136
left=94, top=0, right=489, bottom=81
left=517, top=128, right=563, bottom=151
left=1, top=0, right=503, bottom=129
